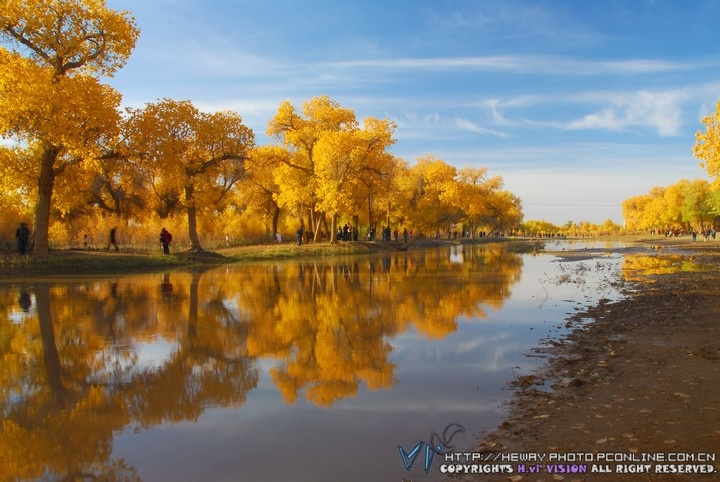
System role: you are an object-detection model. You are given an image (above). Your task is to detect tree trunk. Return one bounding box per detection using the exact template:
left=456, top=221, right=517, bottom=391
left=320, top=212, right=329, bottom=241
left=367, top=194, right=372, bottom=230
left=272, top=205, right=280, bottom=236
left=185, top=184, right=203, bottom=251
left=33, top=144, right=60, bottom=255
left=188, top=272, right=199, bottom=339
left=330, top=213, right=338, bottom=243
left=313, top=216, right=322, bottom=243
left=309, top=208, right=316, bottom=240
left=36, top=284, right=67, bottom=404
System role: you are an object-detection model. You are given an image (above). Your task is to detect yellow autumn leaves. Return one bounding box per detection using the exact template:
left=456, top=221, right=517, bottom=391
left=622, top=179, right=714, bottom=231
left=622, top=101, right=720, bottom=232
left=0, top=1, right=522, bottom=253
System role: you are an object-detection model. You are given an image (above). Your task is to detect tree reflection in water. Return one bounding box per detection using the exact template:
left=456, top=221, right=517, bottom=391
left=0, top=244, right=521, bottom=479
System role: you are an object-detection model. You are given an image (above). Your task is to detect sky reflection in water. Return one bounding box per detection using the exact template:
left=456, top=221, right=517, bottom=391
left=0, top=242, right=632, bottom=481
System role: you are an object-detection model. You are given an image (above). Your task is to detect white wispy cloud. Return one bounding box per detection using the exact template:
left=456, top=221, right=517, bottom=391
left=327, top=55, right=701, bottom=76
left=468, top=85, right=720, bottom=137
left=387, top=110, right=509, bottom=143
left=566, top=89, right=690, bottom=136
left=454, top=118, right=508, bottom=138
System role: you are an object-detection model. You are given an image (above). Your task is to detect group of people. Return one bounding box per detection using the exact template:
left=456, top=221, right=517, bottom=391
left=288, top=224, right=413, bottom=244
left=338, top=225, right=413, bottom=243
left=690, top=228, right=717, bottom=243
left=12, top=222, right=174, bottom=255
left=337, top=223, right=357, bottom=241
left=339, top=224, right=414, bottom=243
left=13, top=221, right=422, bottom=254
left=370, top=225, right=403, bottom=241
left=375, top=226, right=411, bottom=242
left=668, top=227, right=717, bottom=242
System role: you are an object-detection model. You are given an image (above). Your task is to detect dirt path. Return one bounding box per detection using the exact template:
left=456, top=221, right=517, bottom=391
left=457, top=239, right=720, bottom=481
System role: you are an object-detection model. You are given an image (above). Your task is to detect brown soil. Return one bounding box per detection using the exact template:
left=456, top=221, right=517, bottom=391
left=459, top=238, right=720, bottom=481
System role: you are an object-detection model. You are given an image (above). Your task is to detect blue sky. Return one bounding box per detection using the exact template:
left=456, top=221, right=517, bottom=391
left=105, top=0, right=719, bottom=225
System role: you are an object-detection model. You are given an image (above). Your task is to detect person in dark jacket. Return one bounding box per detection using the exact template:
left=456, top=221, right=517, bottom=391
left=107, top=227, right=119, bottom=251
left=15, top=222, right=30, bottom=255
left=160, top=227, right=172, bottom=254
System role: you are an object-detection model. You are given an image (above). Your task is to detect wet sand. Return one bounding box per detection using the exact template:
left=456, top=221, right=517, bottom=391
left=460, top=238, right=720, bottom=481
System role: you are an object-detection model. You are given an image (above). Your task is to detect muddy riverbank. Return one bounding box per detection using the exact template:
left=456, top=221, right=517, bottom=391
left=462, top=238, right=720, bottom=481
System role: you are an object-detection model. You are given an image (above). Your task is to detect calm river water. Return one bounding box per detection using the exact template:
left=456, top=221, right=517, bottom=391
left=1, top=241, right=640, bottom=481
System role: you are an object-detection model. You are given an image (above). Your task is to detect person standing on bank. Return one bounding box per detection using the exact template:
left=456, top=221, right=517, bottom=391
left=107, top=227, right=119, bottom=251
left=296, top=226, right=304, bottom=246
left=160, top=227, right=172, bottom=254
left=15, top=222, right=30, bottom=255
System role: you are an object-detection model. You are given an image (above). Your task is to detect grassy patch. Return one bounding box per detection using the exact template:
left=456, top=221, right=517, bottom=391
left=221, top=242, right=376, bottom=261
left=504, top=239, right=545, bottom=254
left=0, top=242, right=379, bottom=277
left=0, top=252, right=188, bottom=277
left=0, top=237, right=532, bottom=278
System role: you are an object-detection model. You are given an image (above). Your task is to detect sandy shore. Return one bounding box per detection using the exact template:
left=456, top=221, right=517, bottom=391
left=456, top=238, right=720, bottom=481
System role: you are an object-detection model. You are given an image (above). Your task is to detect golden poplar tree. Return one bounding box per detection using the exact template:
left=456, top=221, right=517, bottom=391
left=622, top=194, right=652, bottom=230
left=126, top=99, right=254, bottom=251
left=694, top=103, right=720, bottom=215
left=396, top=156, right=460, bottom=233
left=267, top=96, right=355, bottom=240
left=0, top=0, right=139, bottom=254
left=695, top=100, right=720, bottom=177
left=622, top=180, right=714, bottom=232
left=267, top=95, right=397, bottom=242
left=314, top=116, right=397, bottom=238
left=241, top=145, right=287, bottom=236
left=449, top=167, right=506, bottom=236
